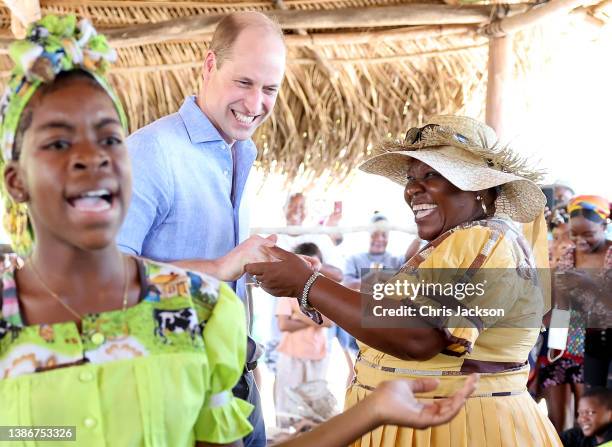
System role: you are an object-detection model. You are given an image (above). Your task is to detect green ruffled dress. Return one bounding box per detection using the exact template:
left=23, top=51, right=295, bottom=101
left=0, top=258, right=252, bottom=446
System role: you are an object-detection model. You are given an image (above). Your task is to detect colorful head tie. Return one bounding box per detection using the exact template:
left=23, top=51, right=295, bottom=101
left=0, top=14, right=127, bottom=255
left=568, top=195, right=610, bottom=223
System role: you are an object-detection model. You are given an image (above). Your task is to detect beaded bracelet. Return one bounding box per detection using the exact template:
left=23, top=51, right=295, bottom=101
left=300, top=271, right=322, bottom=309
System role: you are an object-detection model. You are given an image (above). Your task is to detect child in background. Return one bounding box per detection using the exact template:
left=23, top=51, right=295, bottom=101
left=274, top=242, right=333, bottom=427
left=561, top=388, right=612, bottom=447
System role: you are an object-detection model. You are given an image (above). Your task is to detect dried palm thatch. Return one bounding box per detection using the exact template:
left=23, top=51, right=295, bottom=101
left=0, top=0, right=606, bottom=187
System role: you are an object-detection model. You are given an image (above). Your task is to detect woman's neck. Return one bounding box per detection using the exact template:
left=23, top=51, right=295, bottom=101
left=29, top=237, right=125, bottom=294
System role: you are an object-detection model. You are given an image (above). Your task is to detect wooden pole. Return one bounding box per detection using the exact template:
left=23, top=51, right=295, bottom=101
left=485, top=35, right=511, bottom=139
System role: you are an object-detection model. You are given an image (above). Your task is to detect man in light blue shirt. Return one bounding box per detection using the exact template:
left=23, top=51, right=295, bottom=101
left=118, top=11, right=287, bottom=447
left=118, top=95, right=259, bottom=298
left=344, top=213, right=406, bottom=286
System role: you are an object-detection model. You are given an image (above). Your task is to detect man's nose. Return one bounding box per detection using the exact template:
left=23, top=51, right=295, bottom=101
left=244, top=89, right=263, bottom=114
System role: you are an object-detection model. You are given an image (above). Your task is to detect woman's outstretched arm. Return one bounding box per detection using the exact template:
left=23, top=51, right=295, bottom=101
left=275, top=375, right=478, bottom=447
left=246, top=246, right=446, bottom=361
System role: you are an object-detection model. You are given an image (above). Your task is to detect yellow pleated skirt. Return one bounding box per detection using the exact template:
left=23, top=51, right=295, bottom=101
left=346, top=387, right=561, bottom=447
left=345, top=359, right=562, bottom=447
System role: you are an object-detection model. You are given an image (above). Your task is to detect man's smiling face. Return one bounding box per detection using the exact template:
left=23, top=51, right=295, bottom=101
left=199, top=26, right=286, bottom=145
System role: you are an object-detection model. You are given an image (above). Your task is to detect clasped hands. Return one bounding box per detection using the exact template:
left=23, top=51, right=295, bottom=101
left=215, top=234, right=319, bottom=297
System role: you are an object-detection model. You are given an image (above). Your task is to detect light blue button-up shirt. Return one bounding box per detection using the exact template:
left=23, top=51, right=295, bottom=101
left=118, top=96, right=257, bottom=299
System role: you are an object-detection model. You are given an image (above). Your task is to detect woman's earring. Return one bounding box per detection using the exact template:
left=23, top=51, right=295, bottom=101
left=476, top=194, right=488, bottom=215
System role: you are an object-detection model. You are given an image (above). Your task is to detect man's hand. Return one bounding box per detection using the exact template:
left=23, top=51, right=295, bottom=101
left=371, top=375, right=478, bottom=429
left=215, top=235, right=278, bottom=281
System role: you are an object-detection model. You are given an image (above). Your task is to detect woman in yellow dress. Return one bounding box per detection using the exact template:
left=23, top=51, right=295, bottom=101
left=247, top=115, right=561, bottom=446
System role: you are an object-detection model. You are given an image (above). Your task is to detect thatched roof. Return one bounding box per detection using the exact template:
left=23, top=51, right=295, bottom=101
left=0, top=0, right=609, bottom=186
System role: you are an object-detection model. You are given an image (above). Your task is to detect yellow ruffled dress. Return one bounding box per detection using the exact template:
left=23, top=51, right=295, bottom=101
left=346, top=218, right=561, bottom=447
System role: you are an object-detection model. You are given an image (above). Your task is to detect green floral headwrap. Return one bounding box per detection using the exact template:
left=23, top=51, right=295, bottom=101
left=0, top=14, right=128, bottom=255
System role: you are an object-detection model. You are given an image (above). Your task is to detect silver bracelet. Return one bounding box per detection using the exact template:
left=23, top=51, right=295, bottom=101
left=300, top=271, right=322, bottom=310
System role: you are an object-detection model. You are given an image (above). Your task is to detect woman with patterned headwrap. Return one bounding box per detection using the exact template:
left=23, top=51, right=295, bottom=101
left=561, top=196, right=611, bottom=389
left=0, top=15, right=254, bottom=446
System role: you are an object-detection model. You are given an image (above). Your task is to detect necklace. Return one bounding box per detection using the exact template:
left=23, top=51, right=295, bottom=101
left=28, top=255, right=130, bottom=320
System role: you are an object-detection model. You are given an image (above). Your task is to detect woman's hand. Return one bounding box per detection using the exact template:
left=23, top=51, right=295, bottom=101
left=245, top=246, right=314, bottom=298
left=370, top=375, right=478, bottom=429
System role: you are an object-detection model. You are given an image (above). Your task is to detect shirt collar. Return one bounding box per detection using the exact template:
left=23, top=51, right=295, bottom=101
left=178, top=95, right=258, bottom=158
left=178, top=95, right=227, bottom=145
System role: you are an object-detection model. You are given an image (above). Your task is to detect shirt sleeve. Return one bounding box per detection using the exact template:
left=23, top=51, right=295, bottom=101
left=117, top=130, right=173, bottom=256
left=192, top=279, right=253, bottom=443
left=344, top=255, right=361, bottom=281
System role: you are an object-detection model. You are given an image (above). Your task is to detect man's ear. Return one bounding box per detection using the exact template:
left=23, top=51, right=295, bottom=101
left=4, top=161, right=28, bottom=203
left=201, top=51, right=217, bottom=81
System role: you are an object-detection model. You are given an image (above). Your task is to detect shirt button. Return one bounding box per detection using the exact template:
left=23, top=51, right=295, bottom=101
left=84, top=418, right=97, bottom=428
left=91, top=333, right=105, bottom=345
left=79, top=371, right=94, bottom=382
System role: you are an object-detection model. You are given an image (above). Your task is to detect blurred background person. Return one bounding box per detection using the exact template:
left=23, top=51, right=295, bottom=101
left=554, top=181, right=576, bottom=207
left=550, top=205, right=574, bottom=268
left=343, top=212, right=418, bottom=290
left=274, top=243, right=334, bottom=428
left=563, top=196, right=611, bottom=390
left=260, top=193, right=343, bottom=376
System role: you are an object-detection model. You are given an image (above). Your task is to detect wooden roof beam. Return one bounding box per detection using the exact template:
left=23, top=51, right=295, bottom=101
left=482, top=0, right=603, bottom=35
left=102, top=3, right=530, bottom=48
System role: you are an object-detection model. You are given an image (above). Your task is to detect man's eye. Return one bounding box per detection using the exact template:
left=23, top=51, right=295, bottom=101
left=406, top=175, right=415, bottom=182
left=425, top=172, right=439, bottom=179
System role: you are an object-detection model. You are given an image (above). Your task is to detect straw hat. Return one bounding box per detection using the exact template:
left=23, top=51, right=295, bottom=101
left=359, top=116, right=546, bottom=223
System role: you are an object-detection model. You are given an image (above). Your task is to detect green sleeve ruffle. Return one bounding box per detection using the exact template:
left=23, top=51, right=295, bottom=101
left=195, top=392, right=254, bottom=443
left=194, top=281, right=254, bottom=443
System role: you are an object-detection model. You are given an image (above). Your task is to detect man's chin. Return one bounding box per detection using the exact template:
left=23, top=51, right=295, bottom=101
left=229, top=128, right=257, bottom=142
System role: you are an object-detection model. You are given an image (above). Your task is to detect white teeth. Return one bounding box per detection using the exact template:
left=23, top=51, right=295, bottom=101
left=413, top=203, right=437, bottom=211
left=233, top=111, right=256, bottom=124
left=415, top=208, right=437, bottom=219
left=80, top=189, right=110, bottom=198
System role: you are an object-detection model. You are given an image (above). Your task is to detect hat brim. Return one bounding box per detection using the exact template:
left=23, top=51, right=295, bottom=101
left=359, top=146, right=546, bottom=223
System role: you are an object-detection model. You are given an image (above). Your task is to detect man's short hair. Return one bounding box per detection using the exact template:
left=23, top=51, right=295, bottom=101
left=209, top=11, right=285, bottom=68
left=582, top=387, right=612, bottom=410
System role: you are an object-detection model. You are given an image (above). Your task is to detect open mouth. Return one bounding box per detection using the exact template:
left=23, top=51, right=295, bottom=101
left=232, top=109, right=258, bottom=125
left=412, top=203, right=438, bottom=220
left=66, top=189, right=115, bottom=213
